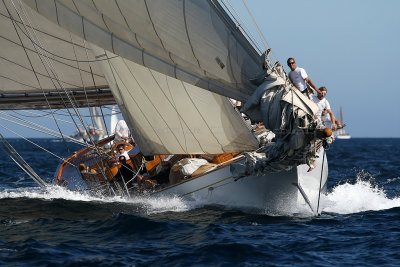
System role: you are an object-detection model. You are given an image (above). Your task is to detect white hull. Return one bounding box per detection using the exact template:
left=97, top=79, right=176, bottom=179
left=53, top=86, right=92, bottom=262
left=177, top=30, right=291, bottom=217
left=336, top=135, right=351, bottom=139
left=153, top=149, right=328, bottom=214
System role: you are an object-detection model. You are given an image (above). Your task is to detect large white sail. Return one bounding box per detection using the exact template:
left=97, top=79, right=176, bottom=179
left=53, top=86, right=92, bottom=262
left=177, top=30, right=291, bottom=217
left=20, top=0, right=262, bottom=101
left=0, top=0, right=111, bottom=109
left=92, top=45, right=259, bottom=155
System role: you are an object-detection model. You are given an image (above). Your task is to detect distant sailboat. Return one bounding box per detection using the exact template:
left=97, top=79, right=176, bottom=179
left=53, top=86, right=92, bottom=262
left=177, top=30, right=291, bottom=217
left=336, top=107, right=351, bottom=139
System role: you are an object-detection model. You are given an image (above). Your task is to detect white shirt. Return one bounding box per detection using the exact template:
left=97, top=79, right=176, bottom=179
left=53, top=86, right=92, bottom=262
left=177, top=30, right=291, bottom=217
left=289, top=67, right=308, bottom=92
left=321, top=114, right=333, bottom=129
left=312, top=95, right=331, bottom=118
left=116, top=150, right=130, bottom=160
left=114, top=120, right=130, bottom=141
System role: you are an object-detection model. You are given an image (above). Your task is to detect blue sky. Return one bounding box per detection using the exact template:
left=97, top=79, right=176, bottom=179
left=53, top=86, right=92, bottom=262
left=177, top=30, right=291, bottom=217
left=1, top=0, right=399, bottom=138
left=232, top=0, right=400, bottom=137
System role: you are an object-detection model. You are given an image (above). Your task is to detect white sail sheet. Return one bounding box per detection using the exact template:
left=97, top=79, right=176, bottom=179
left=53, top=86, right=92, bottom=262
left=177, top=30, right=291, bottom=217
left=21, top=0, right=262, bottom=101
left=91, top=45, right=259, bottom=155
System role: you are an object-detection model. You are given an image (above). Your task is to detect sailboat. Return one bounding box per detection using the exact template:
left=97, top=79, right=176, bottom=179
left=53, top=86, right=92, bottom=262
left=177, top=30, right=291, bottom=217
left=0, top=0, right=331, bottom=214
left=336, top=107, right=351, bottom=139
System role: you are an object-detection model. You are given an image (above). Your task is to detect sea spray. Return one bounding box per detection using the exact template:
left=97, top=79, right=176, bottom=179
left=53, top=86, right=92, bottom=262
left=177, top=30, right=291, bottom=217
left=322, top=171, right=400, bottom=214
left=0, top=185, right=203, bottom=214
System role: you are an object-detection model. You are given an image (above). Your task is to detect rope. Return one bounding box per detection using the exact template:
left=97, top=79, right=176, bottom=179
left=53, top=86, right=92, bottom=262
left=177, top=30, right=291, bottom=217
left=179, top=176, right=233, bottom=197
left=241, top=0, right=269, bottom=50
left=316, top=150, right=326, bottom=215
left=0, top=123, right=77, bottom=168
left=221, top=0, right=263, bottom=54
left=0, top=132, right=47, bottom=188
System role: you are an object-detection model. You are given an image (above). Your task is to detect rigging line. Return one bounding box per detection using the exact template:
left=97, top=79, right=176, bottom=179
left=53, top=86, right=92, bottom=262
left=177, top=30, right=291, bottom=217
left=1, top=11, right=119, bottom=63
left=123, top=59, right=190, bottom=153
left=10, top=108, right=120, bottom=120
left=316, top=150, right=326, bottom=216
left=13, top=0, right=98, bottom=150
left=241, top=0, right=269, bottom=50
left=181, top=82, right=226, bottom=153
left=10, top=110, right=82, bottom=126
left=0, top=123, right=77, bottom=168
left=83, top=40, right=110, bottom=138
left=221, top=0, right=263, bottom=54
left=67, top=32, right=99, bottom=147
left=0, top=132, right=47, bottom=187
left=0, top=143, right=46, bottom=188
left=240, top=0, right=278, bottom=63
left=179, top=176, right=233, bottom=197
left=0, top=54, right=82, bottom=89
left=0, top=113, right=88, bottom=146
left=6, top=0, right=73, bottom=153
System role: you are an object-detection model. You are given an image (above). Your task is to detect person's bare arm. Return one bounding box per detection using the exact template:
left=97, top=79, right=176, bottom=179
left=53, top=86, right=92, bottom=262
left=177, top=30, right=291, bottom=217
left=327, top=109, right=337, bottom=130
left=305, top=77, right=321, bottom=94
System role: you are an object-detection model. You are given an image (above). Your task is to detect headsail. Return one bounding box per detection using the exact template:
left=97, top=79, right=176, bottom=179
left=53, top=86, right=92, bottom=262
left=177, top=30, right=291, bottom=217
left=91, top=45, right=259, bottom=155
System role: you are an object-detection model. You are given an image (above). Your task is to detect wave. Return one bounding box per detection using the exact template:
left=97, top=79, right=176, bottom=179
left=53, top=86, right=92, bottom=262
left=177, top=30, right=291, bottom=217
left=0, top=185, right=200, bottom=215
left=322, top=171, right=400, bottom=214
left=3, top=169, right=400, bottom=217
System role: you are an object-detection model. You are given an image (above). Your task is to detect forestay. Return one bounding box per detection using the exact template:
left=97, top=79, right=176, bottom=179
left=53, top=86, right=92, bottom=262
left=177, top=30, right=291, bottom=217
left=91, top=45, right=259, bottom=155
left=21, top=0, right=262, bottom=101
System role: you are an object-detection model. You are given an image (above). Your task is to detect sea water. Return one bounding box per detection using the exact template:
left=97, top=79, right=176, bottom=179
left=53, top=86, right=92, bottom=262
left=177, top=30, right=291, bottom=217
left=0, top=138, right=399, bottom=266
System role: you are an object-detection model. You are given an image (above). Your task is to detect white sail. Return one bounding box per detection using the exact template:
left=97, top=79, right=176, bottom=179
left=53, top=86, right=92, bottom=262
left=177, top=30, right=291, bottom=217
left=110, top=105, right=118, bottom=135
left=91, top=45, right=259, bottom=155
left=336, top=106, right=351, bottom=139
left=89, top=107, right=105, bottom=136
left=20, top=0, right=262, bottom=101
left=0, top=0, right=112, bottom=109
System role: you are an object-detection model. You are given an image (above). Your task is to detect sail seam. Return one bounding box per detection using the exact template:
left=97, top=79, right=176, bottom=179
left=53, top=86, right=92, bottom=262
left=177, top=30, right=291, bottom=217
left=143, top=0, right=176, bottom=66
left=0, top=54, right=90, bottom=89
left=181, top=82, right=226, bottom=153
left=121, top=58, right=187, bottom=153
left=148, top=69, right=205, bottom=153
left=164, top=75, right=188, bottom=153
left=182, top=0, right=201, bottom=69
left=107, top=59, right=170, bottom=151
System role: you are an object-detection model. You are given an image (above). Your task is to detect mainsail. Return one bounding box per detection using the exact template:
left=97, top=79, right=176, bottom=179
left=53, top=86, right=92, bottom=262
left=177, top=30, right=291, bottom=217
left=19, top=0, right=262, bottom=101
left=0, top=0, right=114, bottom=109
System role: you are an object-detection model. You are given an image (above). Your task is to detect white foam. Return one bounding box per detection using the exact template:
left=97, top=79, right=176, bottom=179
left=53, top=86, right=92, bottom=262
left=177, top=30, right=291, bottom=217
left=322, top=176, right=400, bottom=214
left=0, top=185, right=202, bottom=214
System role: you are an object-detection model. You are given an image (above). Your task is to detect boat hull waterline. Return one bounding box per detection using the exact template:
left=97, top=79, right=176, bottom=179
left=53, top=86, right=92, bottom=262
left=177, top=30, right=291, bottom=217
left=153, top=149, right=327, bottom=213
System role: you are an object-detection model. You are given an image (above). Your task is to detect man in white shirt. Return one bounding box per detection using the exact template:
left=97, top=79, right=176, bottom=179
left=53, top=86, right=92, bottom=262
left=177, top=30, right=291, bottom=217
left=287, top=58, right=321, bottom=95
left=114, top=120, right=131, bottom=143
left=312, top=87, right=340, bottom=130
left=115, top=143, right=130, bottom=161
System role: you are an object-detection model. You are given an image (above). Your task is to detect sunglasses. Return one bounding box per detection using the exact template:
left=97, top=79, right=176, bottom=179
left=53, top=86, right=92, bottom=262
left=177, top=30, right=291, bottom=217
left=288, top=62, right=295, bottom=65
left=118, top=148, right=124, bottom=151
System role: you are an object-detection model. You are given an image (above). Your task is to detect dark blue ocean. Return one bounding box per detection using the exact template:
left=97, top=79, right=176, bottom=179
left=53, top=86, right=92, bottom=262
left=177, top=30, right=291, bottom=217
left=1, top=138, right=400, bottom=266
